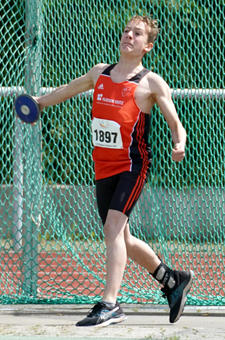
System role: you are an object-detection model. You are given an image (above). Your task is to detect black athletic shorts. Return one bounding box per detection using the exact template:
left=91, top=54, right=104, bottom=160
left=96, top=171, right=148, bottom=225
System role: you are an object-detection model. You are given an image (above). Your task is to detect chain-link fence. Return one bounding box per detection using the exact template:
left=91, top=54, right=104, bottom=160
left=0, top=0, right=224, bottom=305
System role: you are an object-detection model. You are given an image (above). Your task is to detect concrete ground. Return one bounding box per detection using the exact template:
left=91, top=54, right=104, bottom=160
left=0, top=304, right=225, bottom=340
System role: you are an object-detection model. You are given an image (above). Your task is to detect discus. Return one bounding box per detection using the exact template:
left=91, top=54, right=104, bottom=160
left=14, top=94, right=40, bottom=124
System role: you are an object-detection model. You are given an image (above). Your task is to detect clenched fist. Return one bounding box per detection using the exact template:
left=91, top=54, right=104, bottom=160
left=172, top=143, right=185, bottom=162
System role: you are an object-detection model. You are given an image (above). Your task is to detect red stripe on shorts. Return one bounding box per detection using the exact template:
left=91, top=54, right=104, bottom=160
left=123, top=174, right=145, bottom=214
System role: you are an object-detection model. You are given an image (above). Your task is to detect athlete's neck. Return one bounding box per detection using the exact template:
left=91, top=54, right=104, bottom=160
left=111, top=60, right=143, bottom=83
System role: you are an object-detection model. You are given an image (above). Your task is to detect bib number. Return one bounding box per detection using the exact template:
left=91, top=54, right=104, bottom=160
left=92, top=118, right=123, bottom=149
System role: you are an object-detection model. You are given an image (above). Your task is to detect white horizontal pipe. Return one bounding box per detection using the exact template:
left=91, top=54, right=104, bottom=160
left=0, top=86, right=225, bottom=99
left=0, top=86, right=93, bottom=98
left=171, top=88, right=225, bottom=99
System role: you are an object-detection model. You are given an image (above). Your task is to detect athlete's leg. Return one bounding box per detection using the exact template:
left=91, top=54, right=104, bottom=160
left=76, top=174, right=131, bottom=327
left=102, top=209, right=128, bottom=303
left=96, top=172, right=147, bottom=303
left=124, top=222, right=194, bottom=324
left=124, top=222, right=161, bottom=273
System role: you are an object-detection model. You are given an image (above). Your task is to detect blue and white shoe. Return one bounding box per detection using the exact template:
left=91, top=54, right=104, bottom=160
left=161, top=270, right=194, bottom=323
left=76, top=301, right=127, bottom=327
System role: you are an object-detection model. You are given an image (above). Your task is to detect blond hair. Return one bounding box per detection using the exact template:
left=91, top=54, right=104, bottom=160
left=127, top=15, right=160, bottom=44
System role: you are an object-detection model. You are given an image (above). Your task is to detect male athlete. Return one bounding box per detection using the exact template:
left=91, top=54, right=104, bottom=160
left=33, top=15, right=193, bottom=327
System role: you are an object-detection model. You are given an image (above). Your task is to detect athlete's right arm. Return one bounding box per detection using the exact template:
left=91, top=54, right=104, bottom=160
left=36, top=64, right=106, bottom=111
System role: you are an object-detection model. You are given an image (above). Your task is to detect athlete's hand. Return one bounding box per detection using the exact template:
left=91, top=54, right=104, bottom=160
left=14, top=95, right=41, bottom=126
left=32, top=96, right=44, bottom=111
left=172, top=143, right=185, bottom=162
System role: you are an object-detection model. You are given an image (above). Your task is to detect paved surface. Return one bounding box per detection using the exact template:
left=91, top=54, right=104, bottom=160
left=0, top=304, right=225, bottom=340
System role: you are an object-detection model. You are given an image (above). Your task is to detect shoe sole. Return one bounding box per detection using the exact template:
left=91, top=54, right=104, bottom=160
left=170, top=270, right=194, bottom=323
left=91, top=314, right=127, bottom=328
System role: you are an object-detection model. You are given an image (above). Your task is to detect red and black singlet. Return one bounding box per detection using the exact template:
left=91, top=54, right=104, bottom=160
left=92, top=64, right=152, bottom=180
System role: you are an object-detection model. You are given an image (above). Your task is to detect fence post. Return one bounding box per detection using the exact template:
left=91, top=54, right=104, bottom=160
left=13, top=119, right=23, bottom=251
left=21, top=0, right=42, bottom=297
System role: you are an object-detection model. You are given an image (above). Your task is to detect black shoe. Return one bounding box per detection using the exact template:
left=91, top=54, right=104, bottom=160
left=161, top=270, right=194, bottom=323
left=76, top=301, right=127, bottom=327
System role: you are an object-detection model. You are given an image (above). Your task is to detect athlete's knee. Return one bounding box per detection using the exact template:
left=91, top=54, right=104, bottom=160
left=103, top=221, right=124, bottom=243
left=103, top=210, right=128, bottom=242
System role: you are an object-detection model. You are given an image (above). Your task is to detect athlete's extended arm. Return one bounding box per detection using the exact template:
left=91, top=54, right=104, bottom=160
left=36, top=64, right=106, bottom=111
left=150, top=75, right=186, bottom=162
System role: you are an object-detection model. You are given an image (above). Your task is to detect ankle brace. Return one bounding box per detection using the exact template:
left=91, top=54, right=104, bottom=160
left=151, top=262, right=176, bottom=289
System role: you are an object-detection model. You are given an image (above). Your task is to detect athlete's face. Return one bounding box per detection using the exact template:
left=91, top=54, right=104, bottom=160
left=120, top=20, right=153, bottom=56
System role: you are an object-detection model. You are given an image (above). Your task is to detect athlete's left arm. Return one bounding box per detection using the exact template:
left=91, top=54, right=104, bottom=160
left=151, top=75, right=186, bottom=162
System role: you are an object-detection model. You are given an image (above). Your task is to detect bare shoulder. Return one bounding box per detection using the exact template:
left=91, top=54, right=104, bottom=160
left=145, top=71, right=171, bottom=97
left=136, top=70, right=174, bottom=113
left=88, top=63, right=109, bottom=85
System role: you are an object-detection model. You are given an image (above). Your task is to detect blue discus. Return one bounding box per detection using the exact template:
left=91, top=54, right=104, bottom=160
left=14, top=94, right=40, bottom=124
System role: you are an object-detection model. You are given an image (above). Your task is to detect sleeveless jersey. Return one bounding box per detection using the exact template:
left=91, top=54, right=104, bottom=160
left=91, top=64, right=152, bottom=180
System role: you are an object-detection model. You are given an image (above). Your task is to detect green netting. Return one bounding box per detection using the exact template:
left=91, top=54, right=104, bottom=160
left=0, top=0, right=225, bottom=306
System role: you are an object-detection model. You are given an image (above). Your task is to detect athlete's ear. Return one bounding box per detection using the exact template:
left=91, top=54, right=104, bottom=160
left=144, top=42, right=153, bottom=54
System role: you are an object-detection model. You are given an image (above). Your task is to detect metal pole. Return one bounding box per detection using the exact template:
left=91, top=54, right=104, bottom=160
left=21, top=0, right=42, bottom=297
left=12, top=118, right=23, bottom=251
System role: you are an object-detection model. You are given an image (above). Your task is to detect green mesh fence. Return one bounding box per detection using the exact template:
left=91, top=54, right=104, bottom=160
left=0, top=0, right=225, bottom=306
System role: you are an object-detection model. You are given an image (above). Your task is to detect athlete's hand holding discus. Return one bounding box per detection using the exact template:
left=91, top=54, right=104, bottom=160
left=14, top=94, right=41, bottom=125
